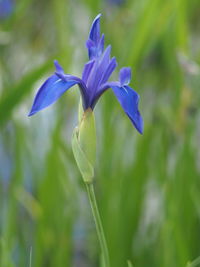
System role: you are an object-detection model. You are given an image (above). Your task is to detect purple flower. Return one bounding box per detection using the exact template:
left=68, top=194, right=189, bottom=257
left=0, top=0, right=14, bottom=19
left=28, top=14, right=143, bottom=134
left=107, top=0, right=126, bottom=6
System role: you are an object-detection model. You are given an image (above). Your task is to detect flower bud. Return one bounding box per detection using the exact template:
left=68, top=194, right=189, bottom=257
left=72, top=107, right=96, bottom=183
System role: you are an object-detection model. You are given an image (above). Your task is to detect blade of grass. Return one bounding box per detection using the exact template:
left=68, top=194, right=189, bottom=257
left=0, top=59, right=53, bottom=127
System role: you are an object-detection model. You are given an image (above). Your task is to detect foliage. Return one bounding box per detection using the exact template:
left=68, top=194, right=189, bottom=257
left=0, top=0, right=200, bottom=266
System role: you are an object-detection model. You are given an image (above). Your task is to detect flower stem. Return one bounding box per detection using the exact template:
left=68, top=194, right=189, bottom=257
left=85, top=182, right=110, bottom=267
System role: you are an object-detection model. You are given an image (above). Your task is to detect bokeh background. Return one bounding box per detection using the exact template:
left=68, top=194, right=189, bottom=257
left=0, top=0, right=200, bottom=266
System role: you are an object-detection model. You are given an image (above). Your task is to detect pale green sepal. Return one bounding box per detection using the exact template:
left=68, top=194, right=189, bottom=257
left=78, top=98, right=84, bottom=123
left=78, top=108, right=96, bottom=166
left=72, top=127, right=94, bottom=183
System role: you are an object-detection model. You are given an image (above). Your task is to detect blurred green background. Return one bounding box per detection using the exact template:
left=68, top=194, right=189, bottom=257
left=0, top=0, right=200, bottom=266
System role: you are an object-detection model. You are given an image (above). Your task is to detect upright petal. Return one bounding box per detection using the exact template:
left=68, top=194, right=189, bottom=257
left=82, top=59, right=95, bottom=84
left=89, top=14, right=101, bottom=44
left=119, top=67, right=131, bottom=86
left=99, top=57, right=117, bottom=85
left=28, top=75, right=77, bottom=116
left=98, top=34, right=105, bottom=56
left=54, top=60, right=64, bottom=74
left=90, top=81, right=119, bottom=109
left=88, top=55, right=117, bottom=108
left=86, top=14, right=104, bottom=59
left=111, top=85, right=143, bottom=134
left=86, top=45, right=111, bottom=93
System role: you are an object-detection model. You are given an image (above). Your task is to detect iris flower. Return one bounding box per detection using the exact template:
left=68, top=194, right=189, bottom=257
left=0, top=0, right=14, bottom=19
left=29, top=14, right=143, bottom=134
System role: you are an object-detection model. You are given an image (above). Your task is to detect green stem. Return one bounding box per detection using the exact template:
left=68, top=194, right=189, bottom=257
left=85, top=182, right=110, bottom=267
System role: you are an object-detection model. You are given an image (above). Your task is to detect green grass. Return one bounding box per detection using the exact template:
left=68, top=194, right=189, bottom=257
left=0, top=0, right=200, bottom=266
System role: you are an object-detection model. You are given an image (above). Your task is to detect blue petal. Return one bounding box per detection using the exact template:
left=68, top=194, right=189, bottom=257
left=86, top=39, right=95, bottom=59
left=86, top=14, right=104, bottom=59
left=119, top=67, right=131, bottom=86
left=53, top=60, right=90, bottom=109
left=89, top=14, right=102, bottom=44
left=88, top=54, right=117, bottom=108
left=28, top=74, right=77, bottom=116
left=111, top=85, right=143, bottom=134
left=90, top=81, right=118, bottom=109
left=86, top=45, right=111, bottom=93
left=82, top=59, right=95, bottom=84
left=99, top=57, right=117, bottom=85
left=0, top=0, right=14, bottom=19
left=54, top=60, right=64, bottom=74
left=98, top=34, right=104, bottom=55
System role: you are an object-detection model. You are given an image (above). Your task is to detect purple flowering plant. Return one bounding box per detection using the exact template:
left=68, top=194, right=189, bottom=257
left=29, top=14, right=143, bottom=134
left=0, top=0, right=14, bottom=19
left=29, top=14, right=143, bottom=266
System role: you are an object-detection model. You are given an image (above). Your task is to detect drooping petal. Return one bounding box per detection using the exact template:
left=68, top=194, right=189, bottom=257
left=111, top=85, right=143, bottom=134
left=119, top=67, right=131, bottom=86
left=54, top=60, right=90, bottom=109
left=54, top=60, right=86, bottom=87
left=90, top=82, right=143, bottom=134
left=28, top=75, right=77, bottom=116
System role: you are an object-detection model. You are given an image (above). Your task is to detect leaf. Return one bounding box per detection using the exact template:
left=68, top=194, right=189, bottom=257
left=0, top=60, right=52, bottom=127
left=186, top=256, right=200, bottom=267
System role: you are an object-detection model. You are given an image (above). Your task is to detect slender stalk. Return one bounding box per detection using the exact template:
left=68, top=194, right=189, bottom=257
left=85, top=182, right=110, bottom=267
left=29, top=246, right=32, bottom=267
